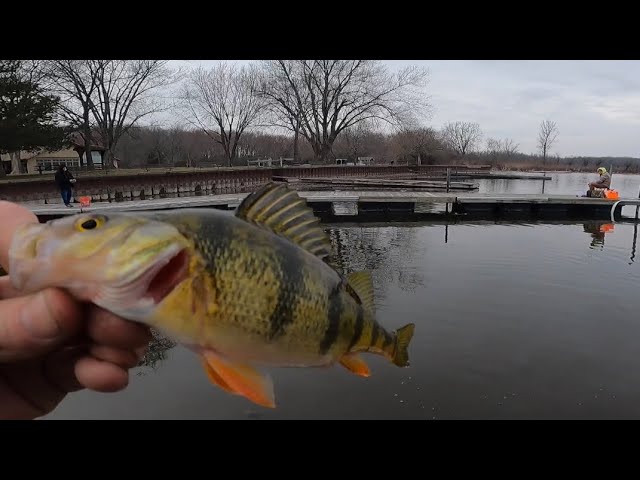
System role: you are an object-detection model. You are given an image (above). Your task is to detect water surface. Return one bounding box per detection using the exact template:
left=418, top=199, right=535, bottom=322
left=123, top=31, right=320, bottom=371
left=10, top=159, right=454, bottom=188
left=42, top=172, right=640, bottom=419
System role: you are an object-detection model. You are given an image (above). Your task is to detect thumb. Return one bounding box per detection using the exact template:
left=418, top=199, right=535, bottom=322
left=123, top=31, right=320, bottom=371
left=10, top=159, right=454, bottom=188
left=0, top=288, right=83, bottom=362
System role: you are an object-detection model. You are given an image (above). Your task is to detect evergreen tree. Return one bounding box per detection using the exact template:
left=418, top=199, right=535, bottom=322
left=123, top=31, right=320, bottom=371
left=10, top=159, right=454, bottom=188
left=0, top=60, right=68, bottom=175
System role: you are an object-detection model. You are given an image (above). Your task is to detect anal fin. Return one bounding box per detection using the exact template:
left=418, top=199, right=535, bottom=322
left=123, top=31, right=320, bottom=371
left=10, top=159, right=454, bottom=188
left=201, top=350, right=276, bottom=408
left=339, top=353, right=371, bottom=377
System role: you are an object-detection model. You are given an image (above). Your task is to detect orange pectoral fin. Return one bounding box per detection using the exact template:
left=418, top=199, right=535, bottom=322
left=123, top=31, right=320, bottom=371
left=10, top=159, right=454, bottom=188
left=200, top=356, right=236, bottom=394
left=339, top=353, right=371, bottom=377
left=201, top=351, right=276, bottom=409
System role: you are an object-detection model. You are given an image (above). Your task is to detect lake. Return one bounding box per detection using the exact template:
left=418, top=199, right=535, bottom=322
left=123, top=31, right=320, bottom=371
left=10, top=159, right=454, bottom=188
left=42, top=171, right=640, bottom=419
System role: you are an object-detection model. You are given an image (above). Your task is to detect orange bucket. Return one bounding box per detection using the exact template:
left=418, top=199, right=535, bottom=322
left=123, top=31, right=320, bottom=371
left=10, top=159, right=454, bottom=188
left=604, top=190, right=619, bottom=200
left=79, top=196, right=92, bottom=208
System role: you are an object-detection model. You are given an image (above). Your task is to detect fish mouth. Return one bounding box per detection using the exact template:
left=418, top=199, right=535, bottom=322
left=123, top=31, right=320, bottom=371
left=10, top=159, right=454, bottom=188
left=143, top=247, right=190, bottom=304
left=129, top=245, right=190, bottom=305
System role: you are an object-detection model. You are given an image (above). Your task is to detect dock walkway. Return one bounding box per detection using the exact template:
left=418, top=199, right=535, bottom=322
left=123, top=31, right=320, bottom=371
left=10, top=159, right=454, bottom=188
left=21, top=191, right=633, bottom=221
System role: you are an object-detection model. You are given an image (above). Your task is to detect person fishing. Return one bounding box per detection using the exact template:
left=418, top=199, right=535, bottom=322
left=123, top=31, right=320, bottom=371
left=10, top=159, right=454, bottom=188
left=54, top=163, right=76, bottom=207
left=586, top=167, right=611, bottom=198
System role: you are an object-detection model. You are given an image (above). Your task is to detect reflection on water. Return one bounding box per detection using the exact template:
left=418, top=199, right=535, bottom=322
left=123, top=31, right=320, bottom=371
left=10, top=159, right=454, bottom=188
left=631, top=223, right=638, bottom=264
left=136, top=329, right=177, bottom=374
left=583, top=221, right=614, bottom=250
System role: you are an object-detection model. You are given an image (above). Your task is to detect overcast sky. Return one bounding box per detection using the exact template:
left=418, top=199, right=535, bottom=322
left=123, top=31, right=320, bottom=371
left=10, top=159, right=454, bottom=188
left=168, top=60, right=640, bottom=158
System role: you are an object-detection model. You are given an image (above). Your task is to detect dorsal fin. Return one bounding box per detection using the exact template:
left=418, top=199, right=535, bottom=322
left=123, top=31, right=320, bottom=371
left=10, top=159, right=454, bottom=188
left=346, top=271, right=376, bottom=315
left=235, top=182, right=333, bottom=263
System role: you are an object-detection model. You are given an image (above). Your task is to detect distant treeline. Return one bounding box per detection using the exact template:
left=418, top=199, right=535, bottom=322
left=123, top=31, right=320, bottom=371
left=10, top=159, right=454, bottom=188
left=114, top=125, right=640, bottom=174
left=1, top=59, right=637, bottom=176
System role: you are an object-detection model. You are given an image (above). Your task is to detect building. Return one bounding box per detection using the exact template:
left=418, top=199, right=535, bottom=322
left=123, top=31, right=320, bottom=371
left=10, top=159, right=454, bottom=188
left=0, top=130, right=107, bottom=174
left=357, top=156, right=375, bottom=165
left=1, top=148, right=81, bottom=174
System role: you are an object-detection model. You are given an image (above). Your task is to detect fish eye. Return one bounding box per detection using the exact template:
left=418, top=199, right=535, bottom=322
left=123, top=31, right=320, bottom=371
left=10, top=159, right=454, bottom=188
left=75, top=216, right=106, bottom=232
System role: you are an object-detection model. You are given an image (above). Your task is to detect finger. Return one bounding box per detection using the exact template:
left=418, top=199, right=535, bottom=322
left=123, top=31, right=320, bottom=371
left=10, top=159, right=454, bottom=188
left=74, top=357, right=129, bottom=393
left=0, top=289, right=82, bottom=362
left=0, top=358, right=67, bottom=419
left=0, top=201, right=38, bottom=273
left=89, top=345, right=140, bottom=369
left=85, top=305, right=152, bottom=349
left=0, top=276, right=23, bottom=300
left=43, top=345, right=86, bottom=394
left=135, top=345, right=148, bottom=361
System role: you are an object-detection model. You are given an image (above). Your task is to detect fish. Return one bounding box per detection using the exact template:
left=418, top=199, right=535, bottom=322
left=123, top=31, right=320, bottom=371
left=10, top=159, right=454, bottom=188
left=8, top=182, right=415, bottom=408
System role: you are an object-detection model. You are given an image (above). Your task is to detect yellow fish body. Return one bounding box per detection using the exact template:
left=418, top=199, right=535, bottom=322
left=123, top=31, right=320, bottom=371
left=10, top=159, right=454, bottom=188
left=9, top=182, right=415, bottom=408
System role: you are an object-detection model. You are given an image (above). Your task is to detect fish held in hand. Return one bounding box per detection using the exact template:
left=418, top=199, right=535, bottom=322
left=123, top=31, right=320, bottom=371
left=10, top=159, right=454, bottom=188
left=8, top=182, right=415, bottom=408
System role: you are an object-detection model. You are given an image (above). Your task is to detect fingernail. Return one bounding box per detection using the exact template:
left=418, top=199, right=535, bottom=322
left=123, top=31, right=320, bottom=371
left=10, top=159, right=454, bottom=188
left=20, top=292, right=61, bottom=340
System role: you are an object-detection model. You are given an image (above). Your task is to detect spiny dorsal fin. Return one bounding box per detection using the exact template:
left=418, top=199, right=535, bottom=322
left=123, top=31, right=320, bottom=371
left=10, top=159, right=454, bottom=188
left=346, top=271, right=376, bottom=315
left=235, top=182, right=332, bottom=263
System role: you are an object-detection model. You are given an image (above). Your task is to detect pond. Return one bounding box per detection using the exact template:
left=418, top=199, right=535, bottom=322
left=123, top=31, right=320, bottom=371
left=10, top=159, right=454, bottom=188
left=42, top=171, right=640, bottom=419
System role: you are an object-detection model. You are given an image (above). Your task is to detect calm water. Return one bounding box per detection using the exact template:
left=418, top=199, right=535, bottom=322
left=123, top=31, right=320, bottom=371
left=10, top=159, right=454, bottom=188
left=43, top=172, right=640, bottom=419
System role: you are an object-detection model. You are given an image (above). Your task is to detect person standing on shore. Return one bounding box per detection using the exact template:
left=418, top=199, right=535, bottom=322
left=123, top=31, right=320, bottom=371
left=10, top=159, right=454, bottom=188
left=54, top=164, right=76, bottom=207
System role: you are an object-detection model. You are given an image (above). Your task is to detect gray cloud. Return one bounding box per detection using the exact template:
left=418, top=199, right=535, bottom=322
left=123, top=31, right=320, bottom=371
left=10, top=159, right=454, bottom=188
left=165, top=60, right=640, bottom=157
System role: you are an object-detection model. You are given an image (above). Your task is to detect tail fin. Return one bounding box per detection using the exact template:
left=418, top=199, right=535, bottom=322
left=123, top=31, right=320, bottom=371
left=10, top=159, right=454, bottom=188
left=392, top=323, right=415, bottom=367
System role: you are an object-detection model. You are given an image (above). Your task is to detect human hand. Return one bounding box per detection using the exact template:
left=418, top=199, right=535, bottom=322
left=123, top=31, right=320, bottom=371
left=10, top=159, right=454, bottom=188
left=0, top=201, right=152, bottom=419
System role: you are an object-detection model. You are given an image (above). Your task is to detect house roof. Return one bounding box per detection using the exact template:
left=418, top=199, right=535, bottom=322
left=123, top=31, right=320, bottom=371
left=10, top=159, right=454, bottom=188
left=0, top=148, right=79, bottom=161
left=68, top=131, right=106, bottom=151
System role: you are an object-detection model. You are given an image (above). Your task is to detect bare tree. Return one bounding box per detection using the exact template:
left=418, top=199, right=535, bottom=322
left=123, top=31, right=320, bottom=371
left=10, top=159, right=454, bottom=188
left=181, top=63, right=264, bottom=167
left=258, top=61, right=309, bottom=163
left=486, top=138, right=519, bottom=155
left=502, top=138, right=519, bottom=156
left=260, top=60, right=430, bottom=163
left=442, top=121, right=482, bottom=156
left=392, top=126, right=441, bottom=165
left=341, top=121, right=374, bottom=163
left=46, top=60, right=100, bottom=168
left=486, top=138, right=519, bottom=166
left=537, top=119, right=559, bottom=163
left=88, top=60, right=181, bottom=169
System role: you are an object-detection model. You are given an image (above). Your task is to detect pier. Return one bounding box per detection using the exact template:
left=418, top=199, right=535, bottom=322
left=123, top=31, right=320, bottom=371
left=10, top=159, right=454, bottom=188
left=23, top=190, right=635, bottom=222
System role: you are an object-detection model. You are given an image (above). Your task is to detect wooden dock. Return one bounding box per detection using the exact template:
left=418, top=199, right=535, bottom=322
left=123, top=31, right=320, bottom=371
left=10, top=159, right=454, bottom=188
left=22, top=191, right=634, bottom=222
left=293, top=176, right=479, bottom=191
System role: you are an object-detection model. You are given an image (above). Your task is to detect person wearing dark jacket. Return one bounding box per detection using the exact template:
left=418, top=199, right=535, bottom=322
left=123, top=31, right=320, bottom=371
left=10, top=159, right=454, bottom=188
left=54, top=164, right=76, bottom=207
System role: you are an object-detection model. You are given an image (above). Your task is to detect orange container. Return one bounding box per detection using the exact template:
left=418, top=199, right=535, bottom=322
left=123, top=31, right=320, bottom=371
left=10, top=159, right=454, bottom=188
left=605, top=190, right=619, bottom=200
left=79, top=196, right=92, bottom=208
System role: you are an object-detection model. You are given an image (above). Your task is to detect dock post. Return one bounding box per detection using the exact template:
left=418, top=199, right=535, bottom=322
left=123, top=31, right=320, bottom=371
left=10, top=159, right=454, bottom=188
left=446, top=168, right=451, bottom=193
left=636, top=185, right=640, bottom=220
left=632, top=222, right=638, bottom=264
left=542, top=171, right=546, bottom=194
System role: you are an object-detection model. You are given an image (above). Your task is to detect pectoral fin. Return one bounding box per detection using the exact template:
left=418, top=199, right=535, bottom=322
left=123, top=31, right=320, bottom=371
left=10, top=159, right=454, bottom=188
left=200, top=356, right=235, bottom=394
left=201, top=350, right=276, bottom=408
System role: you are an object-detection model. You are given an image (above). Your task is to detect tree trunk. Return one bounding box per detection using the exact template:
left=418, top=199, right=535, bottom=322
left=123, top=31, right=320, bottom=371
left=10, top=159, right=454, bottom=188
left=83, top=117, right=94, bottom=169
left=293, top=126, right=299, bottom=163
left=9, top=151, right=22, bottom=175
left=104, top=149, right=114, bottom=169
left=317, top=144, right=333, bottom=164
